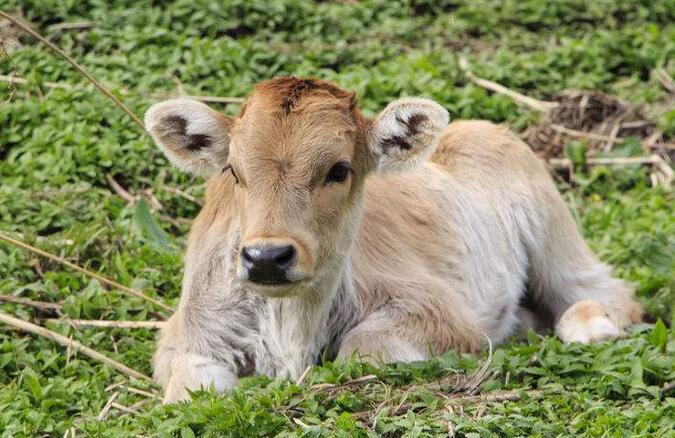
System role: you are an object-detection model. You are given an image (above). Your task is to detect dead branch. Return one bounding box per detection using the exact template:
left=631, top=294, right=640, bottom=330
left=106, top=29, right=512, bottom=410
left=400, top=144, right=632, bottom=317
left=654, top=68, right=675, bottom=94
left=310, top=374, right=379, bottom=391
left=105, top=381, right=125, bottom=392
left=0, top=11, right=144, bottom=130
left=128, top=398, right=152, bottom=411
left=548, top=154, right=673, bottom=188
left=161, top=185, right=204, bottom=207
left=0, top=294, right=62, bottom=311
left=295, top=365, right=313, bottom=386
left=443, top=388, right=549, bottom=405
left=111, top=402, right=139, bottom=415
left=97, top=391, right=119, bottom=420
left=459, top=58, right=558, bottom=112
left=549, top=124, right=625, bottom=143
left=105, top=174, right=137, bottom=203
left=0, top=73, right=72, bottom=90
left=0, top=231, right=173, bottom=313
left=549, top=124, right=675, bottom=153
left=0, top=311, right=152, bottom=382
left=106, top=174, right=191, bottom=227
left=354, top=388, right=553, bottom=423
left=548, top=155, right=662, bottom=168
left=47, top=21, right=94, bottom=32
left=125, top=386, right=159, bottom=399
left=47, top=318, right=165, bottom=329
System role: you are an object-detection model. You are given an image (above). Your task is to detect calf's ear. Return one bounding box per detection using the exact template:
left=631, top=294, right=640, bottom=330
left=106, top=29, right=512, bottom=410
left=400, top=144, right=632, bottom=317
left=144, top=99, right=234, bottom=176
left=367, top=97, right=449, bottom=172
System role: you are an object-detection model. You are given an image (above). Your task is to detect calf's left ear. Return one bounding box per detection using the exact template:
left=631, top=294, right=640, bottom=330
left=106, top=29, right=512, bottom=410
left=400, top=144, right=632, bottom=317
left=368, top=97, right=449, bottom=172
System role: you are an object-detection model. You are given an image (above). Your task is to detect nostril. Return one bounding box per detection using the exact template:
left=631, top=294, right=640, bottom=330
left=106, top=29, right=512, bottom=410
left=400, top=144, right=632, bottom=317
left=241, top=246, right=255, bottom=265
left=273, top=245, right=296, bottom=268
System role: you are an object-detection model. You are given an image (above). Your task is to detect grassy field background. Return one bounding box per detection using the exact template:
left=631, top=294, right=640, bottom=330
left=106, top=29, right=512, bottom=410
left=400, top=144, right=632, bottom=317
left=0, top=0, right=673, bottom=436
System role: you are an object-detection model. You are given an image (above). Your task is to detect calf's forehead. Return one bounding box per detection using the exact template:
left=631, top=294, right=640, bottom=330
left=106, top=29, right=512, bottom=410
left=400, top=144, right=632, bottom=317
left=231, top=98, right=361, bottom=167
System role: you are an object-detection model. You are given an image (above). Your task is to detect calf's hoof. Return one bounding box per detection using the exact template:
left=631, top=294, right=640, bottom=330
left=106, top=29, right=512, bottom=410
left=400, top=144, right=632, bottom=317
left=160, top=353, right=238, bottom=404
left=555, top=300, right=623, bottom=344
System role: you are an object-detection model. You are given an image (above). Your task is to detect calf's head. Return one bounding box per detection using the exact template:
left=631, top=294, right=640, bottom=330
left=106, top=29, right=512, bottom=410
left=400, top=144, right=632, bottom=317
left=145, top=77, right=448, bottom=297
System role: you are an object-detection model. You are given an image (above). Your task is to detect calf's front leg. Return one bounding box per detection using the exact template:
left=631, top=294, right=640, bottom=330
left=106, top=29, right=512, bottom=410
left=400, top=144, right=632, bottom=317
left=154, top=295, right=261, bottom=403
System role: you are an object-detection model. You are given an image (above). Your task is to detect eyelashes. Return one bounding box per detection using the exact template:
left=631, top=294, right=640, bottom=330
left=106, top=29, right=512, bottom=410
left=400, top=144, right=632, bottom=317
left=222, top=164, right=239, bottom=184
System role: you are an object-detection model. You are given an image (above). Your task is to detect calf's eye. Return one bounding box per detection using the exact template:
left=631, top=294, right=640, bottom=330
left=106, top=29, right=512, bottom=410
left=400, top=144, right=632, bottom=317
left=325, top=161, right=351, bottom=184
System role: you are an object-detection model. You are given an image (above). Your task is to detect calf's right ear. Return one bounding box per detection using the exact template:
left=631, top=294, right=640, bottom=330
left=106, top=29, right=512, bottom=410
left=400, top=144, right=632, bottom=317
left=144, top=99, right=234, bottom=176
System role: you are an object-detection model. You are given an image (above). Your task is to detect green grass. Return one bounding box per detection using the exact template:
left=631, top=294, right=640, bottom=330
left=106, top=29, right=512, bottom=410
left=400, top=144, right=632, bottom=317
left=0, top=0, right=673, bottom=436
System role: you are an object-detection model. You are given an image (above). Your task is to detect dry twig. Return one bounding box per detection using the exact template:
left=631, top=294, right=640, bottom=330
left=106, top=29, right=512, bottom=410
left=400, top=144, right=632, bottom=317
left=106, top=174, right=191, bottom=228
left=355, top=388, right=553, bottom=423
left=459, top=58, right=558, bottom=112
left=47, top=21, right=94, bottom=32
left=295, top=365, right=313, bottom=386
left=47, top=318, right=165, bottom=329
left=0, top=231, right=173, bottom=313
left=0, top=73, right=72, bottom=90
left=126, top=386, right=159, bottom=399
left=0, top=311, right=152, bottom=382
left=310, top=374, right=379, bottom=391
left=549, top=155, right=660, bottom=168
left=161, top=185, right=204, bottom=207
left=104, top=381, right=126, bottom=392
left=111, top=402, right=139, bottom=415
left=654, top=68, right=675, bottom=94
left=0, top=294, right=62, bottom=311
left=456, top=334, right=495, bottom=396
left=105, top=174, right=136, bottom=203
left=443, top=388, right=549, bottom=405
left=549, top=124, right=626, bottom=144
left=548, top=154, right=673, bottom=188
left=0, top=11, right=144, bottom=129
left=97, top=392, right=119, bottom=420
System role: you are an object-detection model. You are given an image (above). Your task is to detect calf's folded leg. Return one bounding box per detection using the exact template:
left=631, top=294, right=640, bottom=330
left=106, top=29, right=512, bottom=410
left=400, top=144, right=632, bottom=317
left=337, top=301, right=481, bottom=364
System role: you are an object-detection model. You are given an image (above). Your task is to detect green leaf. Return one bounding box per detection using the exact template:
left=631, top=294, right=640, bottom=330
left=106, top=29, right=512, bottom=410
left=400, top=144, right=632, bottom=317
left=22, top=368, right=42, bottom=402
left=649, top=319, right=668, bottom=353
left=602, top=138, right=644, bottom=158
left=565, top=141, right=587, bottom=168
left=629, top=360, right=646, bottom=390
left=133, top=198, right=170, bottom=249
left=180, top=427, right=196, bottom=438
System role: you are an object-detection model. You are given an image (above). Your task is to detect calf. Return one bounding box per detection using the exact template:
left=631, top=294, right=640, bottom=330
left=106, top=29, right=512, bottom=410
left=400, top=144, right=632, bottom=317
left=145, top=77, right=642, bottom=403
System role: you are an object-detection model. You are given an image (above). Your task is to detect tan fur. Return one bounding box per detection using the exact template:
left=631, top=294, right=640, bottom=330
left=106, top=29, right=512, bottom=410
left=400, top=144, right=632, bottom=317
left=144, top=77, right=642, bottom=403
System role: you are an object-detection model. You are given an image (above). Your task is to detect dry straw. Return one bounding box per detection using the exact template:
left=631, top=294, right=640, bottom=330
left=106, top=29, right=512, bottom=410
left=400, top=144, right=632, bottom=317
left=0, top=311, right=152, bottom=382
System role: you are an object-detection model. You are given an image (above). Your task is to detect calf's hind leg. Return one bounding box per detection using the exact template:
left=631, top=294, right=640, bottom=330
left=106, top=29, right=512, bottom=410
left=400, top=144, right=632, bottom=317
left=522, top=172, right=643, bottom=344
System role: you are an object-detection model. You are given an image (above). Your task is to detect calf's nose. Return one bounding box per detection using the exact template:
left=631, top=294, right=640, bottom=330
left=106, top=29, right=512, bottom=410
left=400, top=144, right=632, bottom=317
left=241, top=244, right=296, bottom=284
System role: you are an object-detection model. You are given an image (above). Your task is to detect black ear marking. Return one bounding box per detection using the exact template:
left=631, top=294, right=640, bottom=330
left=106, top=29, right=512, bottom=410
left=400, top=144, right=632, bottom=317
left=381, top=135, right=412, bottom=152
left=161, top=115, right=212, bottom=151
left=379, top=113, right=428, bottom=153
left=397, top=113, right=428, bottom=136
